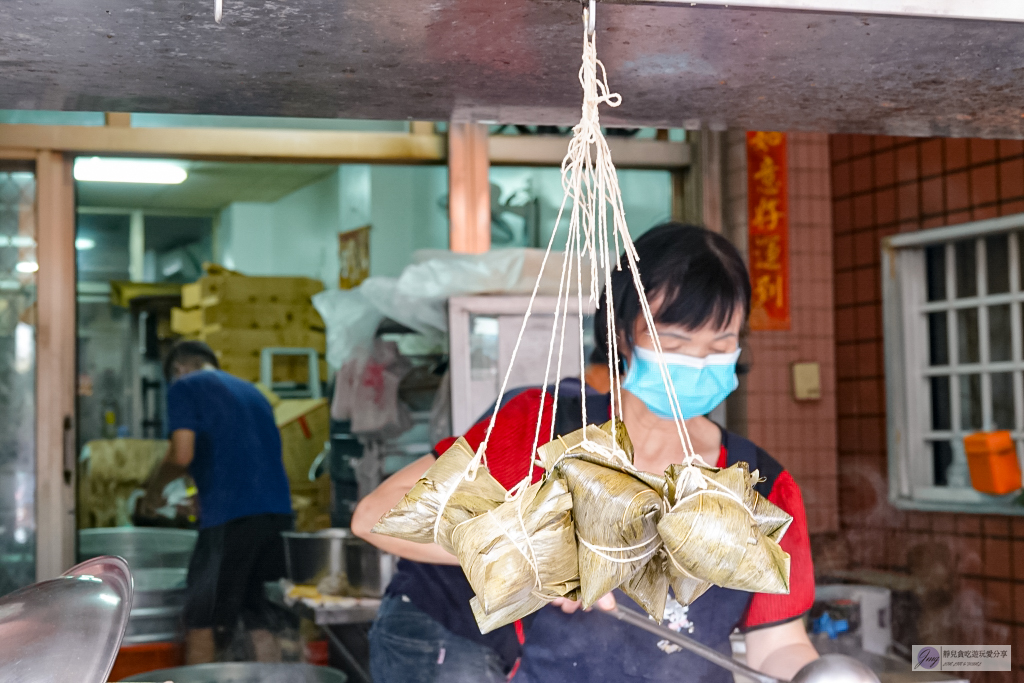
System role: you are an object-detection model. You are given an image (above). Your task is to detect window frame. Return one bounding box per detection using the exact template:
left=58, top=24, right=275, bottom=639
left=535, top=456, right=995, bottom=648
left=884, top=213, right=1024, bottom=514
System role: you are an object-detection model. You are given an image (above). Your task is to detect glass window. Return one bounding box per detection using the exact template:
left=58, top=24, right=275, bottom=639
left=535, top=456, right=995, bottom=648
left=930, top=376, right=951, bottom=430
left=928, top=312, right=949, bottom=366
left=986, top=234, right=1010, bottom=294
left=925, top=245, right=946, bottom=301
left=989, top=305, right=1012, bottom=362
left=956, top=308, right=980, bottom=364
left=959, top=374, right=983, bottom=431
left=0, top=168, right=36, bottom=594
left=991, top=372, right=1015, bottom=430
left=955, top=239, right=977, bottom=298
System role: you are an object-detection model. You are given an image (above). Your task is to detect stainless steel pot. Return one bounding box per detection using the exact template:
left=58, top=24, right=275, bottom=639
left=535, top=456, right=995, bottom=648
left=0, top=556, right=133, bottom=683
left=282, top=529, right=396, bottom=597
left=123, top=567, right=188, bottom=644
left=79, top=527, right=197, bottom=569
left=120, top=662, right=347, bottom=682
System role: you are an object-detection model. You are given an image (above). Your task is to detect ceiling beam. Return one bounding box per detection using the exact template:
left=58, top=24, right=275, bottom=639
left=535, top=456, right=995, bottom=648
left=0, top=123, right=690, bottom=169
left=0, top=124, right=446, bottom=165
left=489, top=135, right=690, bottom=169
left=589, top=0, right=1024, bottom=22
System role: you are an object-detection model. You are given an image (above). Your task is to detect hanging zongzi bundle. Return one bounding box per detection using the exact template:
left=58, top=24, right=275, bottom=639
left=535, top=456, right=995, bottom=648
left=372, top=437, right=506, bottom=554
left=538, top=420, right=664, bottom=611
left=657, top=462, right=791, bottom=599
left=451, top=476, right=578, bottom=621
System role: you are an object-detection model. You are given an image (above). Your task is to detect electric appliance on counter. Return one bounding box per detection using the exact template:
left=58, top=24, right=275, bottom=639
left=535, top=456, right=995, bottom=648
left=811, top=584, right=892, bottom=656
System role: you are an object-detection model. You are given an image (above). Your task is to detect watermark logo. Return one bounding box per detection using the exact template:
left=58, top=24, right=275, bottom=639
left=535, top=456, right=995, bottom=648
left=912, top=645, right=1011, bottom=672
left=915, top=646, right=940, bottom=670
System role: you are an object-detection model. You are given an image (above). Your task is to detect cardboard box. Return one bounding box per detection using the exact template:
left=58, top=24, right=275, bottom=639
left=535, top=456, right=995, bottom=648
left=275, top=398, right=333, bottom=532
left=275, top=398, right=330, bottom=484
left=197, top=327, right=326, bottom=355
left=218, top=353, right=328, bottom=384
left=181, top=275, right=323, bottom=309
left=171, top=303, right=324, bottom=335
left=77, top=438, right=168, bottom=529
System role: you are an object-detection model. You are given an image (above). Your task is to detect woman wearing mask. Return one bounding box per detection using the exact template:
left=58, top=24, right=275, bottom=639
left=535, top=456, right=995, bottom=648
left=352, top=223, right=818, bottom=683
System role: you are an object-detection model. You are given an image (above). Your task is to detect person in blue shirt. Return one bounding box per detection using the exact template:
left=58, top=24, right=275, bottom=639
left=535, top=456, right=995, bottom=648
left=140, top=340, right=294, bottom=665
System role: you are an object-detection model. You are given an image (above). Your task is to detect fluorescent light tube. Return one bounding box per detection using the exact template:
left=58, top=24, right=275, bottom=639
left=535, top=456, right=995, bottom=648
left=74, top=157, right=187, bottom=184
left=75, top=238, right=96, bottom=250
left=15, top=261, right=38, bottom=273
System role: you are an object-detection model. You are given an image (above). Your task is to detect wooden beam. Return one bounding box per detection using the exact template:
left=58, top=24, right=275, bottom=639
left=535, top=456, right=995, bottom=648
left=409, top=121, right=436, bottom=136
left=34, top=150, right=77, bottom=581
left=448, top=122, right=491, bottom=253
left=489, top=135, right=691, bottom=169
left=700, top=130, right=724, bottom=233
left=0, top=123, right=692, bottom=170
left=104, top=112, right=132, bottom=128
left=0, top=124, right=447, bottom=165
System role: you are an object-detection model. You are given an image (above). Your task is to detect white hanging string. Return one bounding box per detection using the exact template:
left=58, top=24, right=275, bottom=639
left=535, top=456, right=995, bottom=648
left=462, top=4, right=711, bottom=506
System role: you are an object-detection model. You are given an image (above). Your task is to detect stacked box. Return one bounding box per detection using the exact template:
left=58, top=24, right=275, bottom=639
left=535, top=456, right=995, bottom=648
left=275, top=398, right=332, bottom=532
left=170, top=271, right=327, bottom=383
left=78, top=439, right=169, bottom=528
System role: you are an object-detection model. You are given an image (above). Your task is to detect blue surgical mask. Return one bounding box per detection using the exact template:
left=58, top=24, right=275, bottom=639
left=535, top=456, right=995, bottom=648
left=622, top=345, right=741, bottom=419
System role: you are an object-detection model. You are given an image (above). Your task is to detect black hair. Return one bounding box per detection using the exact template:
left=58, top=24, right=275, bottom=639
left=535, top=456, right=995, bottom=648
left=163, top=340, right=219, bottom=382
left=595, top=222, right=751, bottom=355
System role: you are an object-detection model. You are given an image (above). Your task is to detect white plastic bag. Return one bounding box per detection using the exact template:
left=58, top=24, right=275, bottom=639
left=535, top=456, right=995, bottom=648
left=312, top=288, right=383, bottom=370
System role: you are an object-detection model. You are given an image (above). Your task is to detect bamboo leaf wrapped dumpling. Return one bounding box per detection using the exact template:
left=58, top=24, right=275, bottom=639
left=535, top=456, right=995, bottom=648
left=372, top=437, right=507, bottom=554
left=657, top=462, right=791, bottom=598
left=451, top=476, right=578, bottom=621
left=538, top=420, right=664, bottom=610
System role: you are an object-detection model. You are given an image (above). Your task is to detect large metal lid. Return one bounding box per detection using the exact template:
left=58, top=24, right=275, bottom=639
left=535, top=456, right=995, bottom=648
left=0, top=556, right=133, bottom=683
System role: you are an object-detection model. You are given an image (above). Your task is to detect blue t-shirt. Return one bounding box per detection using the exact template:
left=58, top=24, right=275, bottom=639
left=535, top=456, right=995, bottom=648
left=167, top=369, right=293, bottom=528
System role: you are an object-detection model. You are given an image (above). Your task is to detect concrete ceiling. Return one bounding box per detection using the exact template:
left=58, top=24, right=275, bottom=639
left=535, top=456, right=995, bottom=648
left=4, top=0, right=1024, bottom=137
left=76, top=161, right=337, bottom=211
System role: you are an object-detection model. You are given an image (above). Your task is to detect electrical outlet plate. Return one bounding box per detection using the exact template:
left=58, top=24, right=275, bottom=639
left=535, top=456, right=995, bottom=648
left=792, top=361, right=821, bottom=401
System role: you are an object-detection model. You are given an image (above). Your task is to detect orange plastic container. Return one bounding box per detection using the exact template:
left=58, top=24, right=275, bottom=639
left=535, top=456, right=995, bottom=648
left=107, top=641, right=184, bottom=681
left=304, top=639, right=330, bottom=666
left=963, top=430, right=1022, bottom=495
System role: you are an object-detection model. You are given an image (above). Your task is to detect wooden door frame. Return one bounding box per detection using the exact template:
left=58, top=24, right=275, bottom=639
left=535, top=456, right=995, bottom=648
left=34, top=151, right=77, bottom=581
left=0, top=120, right=692, bottom=578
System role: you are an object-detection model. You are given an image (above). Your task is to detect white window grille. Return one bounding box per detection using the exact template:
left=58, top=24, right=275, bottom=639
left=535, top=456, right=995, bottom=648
left=884, top=213, right=1024, bottom=513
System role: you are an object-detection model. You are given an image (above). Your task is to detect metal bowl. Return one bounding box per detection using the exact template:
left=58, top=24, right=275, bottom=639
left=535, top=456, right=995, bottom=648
left=79, top=527, right=198, bottom=570
left=122, top=566, right=188, bottom=644
left=791, top=654, right=882, bottom=683
left=120, top=662, right=348, bottom=682
left=0, top=556, right=133, bottom=683
left=282, top=529, right=396, bottom=597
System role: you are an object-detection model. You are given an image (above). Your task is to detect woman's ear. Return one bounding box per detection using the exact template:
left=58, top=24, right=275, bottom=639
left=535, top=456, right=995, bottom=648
left=617, top=329, right=632, bottom=363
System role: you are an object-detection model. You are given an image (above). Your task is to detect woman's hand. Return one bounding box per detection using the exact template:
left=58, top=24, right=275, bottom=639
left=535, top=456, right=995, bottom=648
left=550, top=592, right=617, bottom=614
left=351, top=454, right=461, bottom=566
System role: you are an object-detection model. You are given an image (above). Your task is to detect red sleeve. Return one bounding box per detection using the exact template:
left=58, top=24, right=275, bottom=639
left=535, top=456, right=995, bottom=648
left=431, top=389, right=553, bottom=491
left=739, top=470, right=815, bottom=631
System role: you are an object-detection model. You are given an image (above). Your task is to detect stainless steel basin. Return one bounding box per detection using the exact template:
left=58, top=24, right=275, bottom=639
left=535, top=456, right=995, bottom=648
left=79, top=527, right=197, bottom=570
left=282, top=529, right=396, bottom=597
left=120, top=662, right=348, bottom=682
left=0, top=556, right=133, bottom=683
left=123, top=567, right=188, bottom=644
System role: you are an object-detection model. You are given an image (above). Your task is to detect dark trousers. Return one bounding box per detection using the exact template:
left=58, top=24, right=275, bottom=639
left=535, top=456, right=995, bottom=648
left=369, top=594, right=508, bottom=683
left=182, top=513, right=293, bottom=630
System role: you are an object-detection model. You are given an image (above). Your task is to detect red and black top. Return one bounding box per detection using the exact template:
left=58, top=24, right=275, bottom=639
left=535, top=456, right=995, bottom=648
left=384, top=387, right=815, bottom=678
left=433, top=388, right=815, bottom=631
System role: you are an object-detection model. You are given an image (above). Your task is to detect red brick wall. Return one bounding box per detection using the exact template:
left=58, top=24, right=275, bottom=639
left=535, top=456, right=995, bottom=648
left=732, top=132, right=839, bottom=535
left=831, top=134, right=1024, bottom=681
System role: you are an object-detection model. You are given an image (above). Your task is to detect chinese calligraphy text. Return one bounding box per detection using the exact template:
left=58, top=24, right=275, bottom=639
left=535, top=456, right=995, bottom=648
left=747, top=131, right=790, bottom=331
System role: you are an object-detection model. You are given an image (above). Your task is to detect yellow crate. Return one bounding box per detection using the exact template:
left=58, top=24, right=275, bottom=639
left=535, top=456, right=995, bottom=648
left=217, top=353, right=327, bottom=384
left=170, top=304, right=324, bottom=335
left=198, top=327, right=326, bottom=355
left=181, top=275, right=323, bottom=309
left=276, top=399, right=330, bottom=484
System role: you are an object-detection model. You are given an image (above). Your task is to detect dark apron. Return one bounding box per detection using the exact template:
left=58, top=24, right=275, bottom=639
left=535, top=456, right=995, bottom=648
left=513, top=393, right=768, bottom=683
